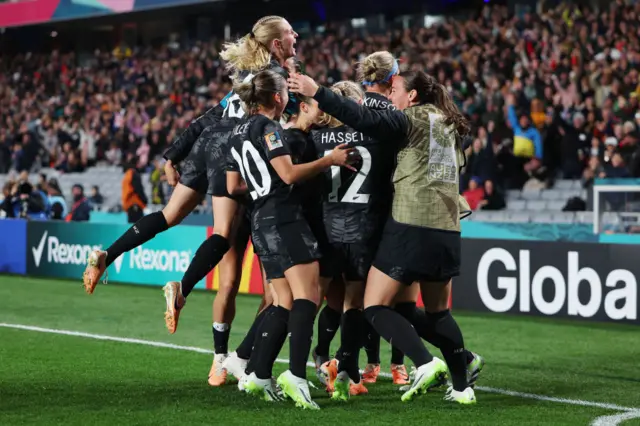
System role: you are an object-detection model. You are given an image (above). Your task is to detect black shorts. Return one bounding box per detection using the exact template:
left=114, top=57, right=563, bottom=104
left=180, top=124, right=234, bottom=196
left=250, top=219, right=322, bottom=280
left=179, top=133, right=209, bottom=195
left=373, top=217, right=460, bottom=285
left=304, top=209, right=333, bottom=278
left=324, top=241, right=374, bottom=282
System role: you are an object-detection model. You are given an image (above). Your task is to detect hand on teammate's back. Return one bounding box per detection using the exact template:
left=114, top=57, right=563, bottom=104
left=330, top=143, right=359, bottom=171
left=287, top=73, right=319, bottom=97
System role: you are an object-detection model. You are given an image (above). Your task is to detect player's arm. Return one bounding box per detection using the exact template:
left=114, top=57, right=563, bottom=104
left=226, top=171, right=248, bottom=195
left=264, top=123, right=356, bottom=185
left=163, top=105, right=223, bottom=164
left=225, top=138, right=248, bottom=195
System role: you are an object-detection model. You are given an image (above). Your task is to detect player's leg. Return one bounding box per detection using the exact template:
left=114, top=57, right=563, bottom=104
left=418, top=280, right=476, bottom=404
left=332, top=278, right=367, bottom=400
left=313, top=277, right=343, bottom=367
left=163, top=196, right=238, bottom=334
left=276, top=260, right=320, bottom=409
left=227, top=262, right=273, bottom=381
left=243, top=276, right=292, bottom=401
left=208, top=202, right=248, bottom=385
left=363, top=267, right=448, bottom=402
left=389, top=283, right=420, bottom=385
left=84, top=183, right=202, bottom=293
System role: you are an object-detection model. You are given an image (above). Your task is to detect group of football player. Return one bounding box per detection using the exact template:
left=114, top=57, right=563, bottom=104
left=83, top=15, right=483, bottom=410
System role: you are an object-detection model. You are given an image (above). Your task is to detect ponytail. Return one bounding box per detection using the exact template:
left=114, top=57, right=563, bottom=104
left=220, top=16, right=285, bottom=74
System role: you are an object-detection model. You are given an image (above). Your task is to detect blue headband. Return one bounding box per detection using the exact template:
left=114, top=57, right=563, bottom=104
left=362, top=60, right=399, bottom=86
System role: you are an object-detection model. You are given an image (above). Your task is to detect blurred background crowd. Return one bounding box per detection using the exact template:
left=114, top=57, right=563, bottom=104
left=1, top=0, right=639, bottom=219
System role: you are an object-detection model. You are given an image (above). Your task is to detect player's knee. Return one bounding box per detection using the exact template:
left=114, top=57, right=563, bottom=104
left=363, top=305, right=388, bottom=326
left=394, top=301, right=417, bottom=321
left=217, top=278, right=240, bottom=298
left=161, top=208, right=182, bottom=228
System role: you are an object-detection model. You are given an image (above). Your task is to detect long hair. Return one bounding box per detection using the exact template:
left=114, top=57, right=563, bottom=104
left=220, top=16, right=285, bottom=74
left=399, top=70, right=470, bottom=138
left=318, top=81, right=364, bottom=128
left=233, top=69, right=286, bottom=113
left=356, top=51, right=396, bottom=87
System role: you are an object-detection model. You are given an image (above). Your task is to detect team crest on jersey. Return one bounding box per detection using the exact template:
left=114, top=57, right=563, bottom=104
left=265, top=131, right=283, bottom=150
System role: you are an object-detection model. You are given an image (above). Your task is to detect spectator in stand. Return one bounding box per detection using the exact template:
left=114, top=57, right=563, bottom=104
left=122, top=161, right=147, bottom=223
left=463, top=177, right=485, bottom=211
left=1, top=1, right=639, bottom=208
left=0, top=133, right=11, bottom=174
left=47, top=178, right=68, bottom=220
left=478, top=180, right=506, bottom=211
left=150, top=158, right=166, bottom=205
left=504, top=93, right=543, bottom=188
left=0, top=182, right=12, bottom=218
left=89, top=185, right=104, bottom=209
left=66, top=184, right=91, bottom=222
left=602, top=152, right=630, bottom=210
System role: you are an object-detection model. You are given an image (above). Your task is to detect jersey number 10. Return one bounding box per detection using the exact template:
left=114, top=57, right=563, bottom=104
left=231, top=140, right=272, bottom=200
left=323, top=146, right=371, bottom=204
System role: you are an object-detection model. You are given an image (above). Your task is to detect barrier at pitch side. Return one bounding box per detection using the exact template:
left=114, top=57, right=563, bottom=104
left=26, top=220, right=209, bottom=288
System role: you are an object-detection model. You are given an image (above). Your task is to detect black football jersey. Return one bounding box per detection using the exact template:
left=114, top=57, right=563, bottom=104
left=363, top=91, right=396, bottom=111
left=310, top=93, right=396, bottom=244
left=227, top=115, right=300, bottom=223
left=282, top=127, right=323, bottom=215
left=220, top=60, right=289, bottom=120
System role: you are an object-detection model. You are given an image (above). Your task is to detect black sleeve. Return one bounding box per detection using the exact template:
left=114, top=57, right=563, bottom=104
left=163, top=105, right=223, bottom=164
left=259, top=121, right=291, bottom=161
left=314, top=86, right=410, bottom=142
left=226, top=136, right=240, bottom=173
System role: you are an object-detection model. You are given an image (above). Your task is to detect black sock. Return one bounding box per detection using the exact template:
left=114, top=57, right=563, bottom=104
left=289, top=299, right=317, bottom=379
left=337, top=309, right=364, bottom=383
left=181, top=234, right=230, bottom=298
left=315, top=305, right=341, bottom=358
left=105, top=211, right=168, bottom=267
left=212, top=322, right=231, bottom=354
left=252, top=306, right=290, bottom=379
left=364, top=305, right=433, bottom=368
left=391, top=302, right=416, bottom=365
left=246, top=306, right=276, bottom=374
left=411, top=307, right=445, bottom=348
left=424, top=310, right=467, bottom=391
left=411, top=308, right=475, bottom=366
left=363, top=320, right=381, bottom=364
left=236, top=306, right=271, bottom=360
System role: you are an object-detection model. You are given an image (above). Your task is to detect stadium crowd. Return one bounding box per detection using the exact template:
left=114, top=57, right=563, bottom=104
left=1, top=1, right=640, bottom=213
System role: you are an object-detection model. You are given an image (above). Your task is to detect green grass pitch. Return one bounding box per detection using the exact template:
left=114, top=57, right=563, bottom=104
left=1, top=276, right=639, bottom=425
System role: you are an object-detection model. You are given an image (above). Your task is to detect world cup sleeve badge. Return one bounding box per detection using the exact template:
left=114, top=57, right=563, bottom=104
left=265, top=131, right=283, bottom=150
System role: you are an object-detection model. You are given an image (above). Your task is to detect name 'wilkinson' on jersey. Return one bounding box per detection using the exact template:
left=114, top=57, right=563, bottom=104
left=321, top=131, right=367, bottom=144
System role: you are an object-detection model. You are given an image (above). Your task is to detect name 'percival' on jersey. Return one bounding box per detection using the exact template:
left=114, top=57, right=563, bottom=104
left=227, top=114, right=301, bottom=223
left=310, top=109, right=395, bottom=243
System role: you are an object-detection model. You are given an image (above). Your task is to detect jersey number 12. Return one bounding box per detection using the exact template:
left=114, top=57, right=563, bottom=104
left=323, top=146, right=371, bottom=204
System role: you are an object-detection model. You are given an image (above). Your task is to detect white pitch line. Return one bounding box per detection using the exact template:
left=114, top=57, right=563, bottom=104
left=2, top=322, right=639, bottom=418
left=591, top=411, right=640, bottom=426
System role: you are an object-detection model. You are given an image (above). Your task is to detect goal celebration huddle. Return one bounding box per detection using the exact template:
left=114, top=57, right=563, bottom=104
left=82, top=15, right=484, bottom=410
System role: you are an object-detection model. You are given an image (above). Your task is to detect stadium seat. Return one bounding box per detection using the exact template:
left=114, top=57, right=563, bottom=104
left=507, top=200, right=526, bottom=210
left=520, top=189, right=542, bottom=200
left=575, top=211, right=594, bottom=224
left=505, top=212, right=531, bottom=223
left=541, top=190, right=564, bottom=200
left=547, top=200, right=567, bottom=211
left=526, top=200, right=548, bottom=211
left=552, top=212, right=576, bottom=223
left=554, top=180, right=575, bottom=190
left=506, top=189, right=522, bottom=200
